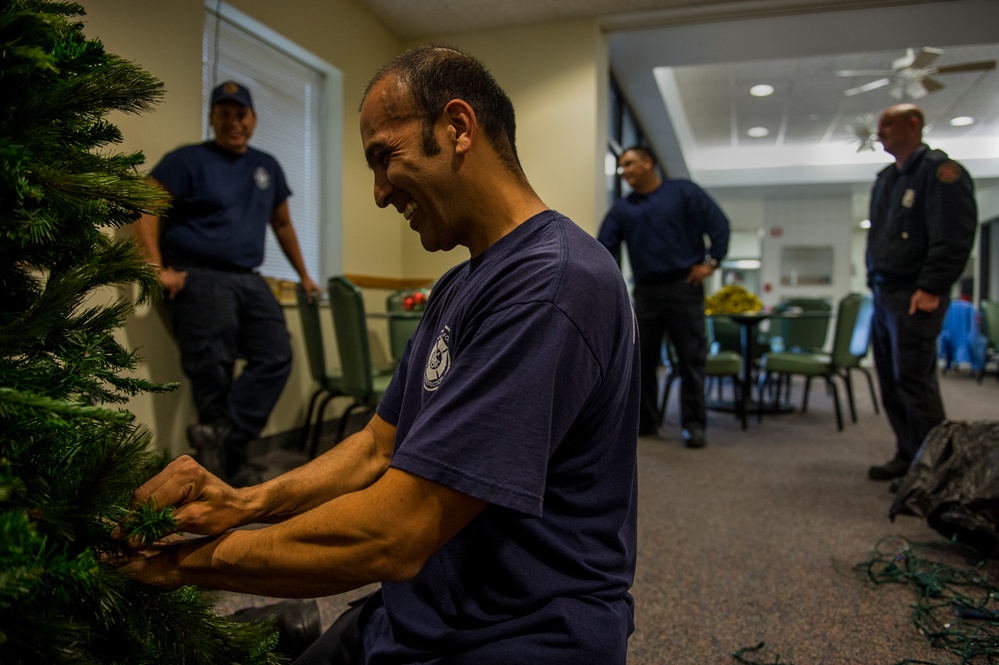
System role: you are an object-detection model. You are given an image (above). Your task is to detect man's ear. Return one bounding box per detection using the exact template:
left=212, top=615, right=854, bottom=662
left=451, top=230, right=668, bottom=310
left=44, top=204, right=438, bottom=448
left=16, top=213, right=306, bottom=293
left=443, top=99, right=475, bottom=155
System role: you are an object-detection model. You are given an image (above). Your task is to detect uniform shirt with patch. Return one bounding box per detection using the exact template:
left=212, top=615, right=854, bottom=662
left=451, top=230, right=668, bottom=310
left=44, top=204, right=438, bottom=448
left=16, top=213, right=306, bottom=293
left=150, top=142, right=290, bottom=271
left=866, top=143, right=977, bottom=295
left=371, top=210, right=640, bottom=664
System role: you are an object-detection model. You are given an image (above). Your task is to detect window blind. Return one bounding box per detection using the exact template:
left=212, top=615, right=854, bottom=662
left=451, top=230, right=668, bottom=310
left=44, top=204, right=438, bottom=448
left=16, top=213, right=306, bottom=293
left=202, top=10, right=323, bottom=283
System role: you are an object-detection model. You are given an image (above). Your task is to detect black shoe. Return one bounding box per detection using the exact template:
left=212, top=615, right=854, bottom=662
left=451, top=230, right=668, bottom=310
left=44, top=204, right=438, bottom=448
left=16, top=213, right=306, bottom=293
left=187, top=419, right=233, bottom=479
left=231, top=599, right=322, bottom=660
left=868, top=457, right=910, bottom=481
left=186, top=418, right=233, bottom=451
left=682, top=426, right=707, bottom=448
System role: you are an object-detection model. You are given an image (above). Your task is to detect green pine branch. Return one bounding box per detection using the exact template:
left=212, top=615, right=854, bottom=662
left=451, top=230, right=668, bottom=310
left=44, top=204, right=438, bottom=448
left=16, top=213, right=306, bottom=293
left=0, top=2, right=285, bottom=662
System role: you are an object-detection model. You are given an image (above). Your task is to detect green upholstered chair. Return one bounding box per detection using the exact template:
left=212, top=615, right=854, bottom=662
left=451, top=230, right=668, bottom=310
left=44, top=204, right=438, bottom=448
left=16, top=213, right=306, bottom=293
left=322, top=276, right=395, bottom=458
left=707, top=315, right=742, bottom=355
left=770, top=297, right=833, bottom=353
left=838, top=294, right=879, bottom=420
left=978, top=300, right=999, bottom=383
left=758, top=292, right=863, bottom=431
left=295, top=284, right=343, bottom=456
left=658, top=336, right=746, bottom=430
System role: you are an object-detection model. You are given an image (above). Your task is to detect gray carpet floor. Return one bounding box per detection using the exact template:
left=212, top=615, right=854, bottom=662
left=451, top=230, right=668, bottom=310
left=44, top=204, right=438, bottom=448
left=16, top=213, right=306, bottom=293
left=216, top=364, right=999, bottom=664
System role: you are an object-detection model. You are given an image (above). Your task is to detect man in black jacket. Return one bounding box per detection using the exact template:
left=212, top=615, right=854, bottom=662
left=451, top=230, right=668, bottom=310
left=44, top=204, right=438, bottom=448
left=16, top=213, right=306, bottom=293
left=866, top=103, right=977, bottom=483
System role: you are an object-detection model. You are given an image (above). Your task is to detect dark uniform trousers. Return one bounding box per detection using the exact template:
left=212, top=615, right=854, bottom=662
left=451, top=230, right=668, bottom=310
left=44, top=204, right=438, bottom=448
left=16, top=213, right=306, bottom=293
left=871, top=284, right=948, bottom=462
left=165, top=266, right=292, bottom=463
left=633, top=278, right=707, bottom=433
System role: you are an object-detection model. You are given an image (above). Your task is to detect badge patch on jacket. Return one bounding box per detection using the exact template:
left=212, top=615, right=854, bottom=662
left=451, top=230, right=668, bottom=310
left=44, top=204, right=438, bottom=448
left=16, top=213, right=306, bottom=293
left=936, top=161, right=962, bottom=184
left=901, top=189, right=916, bottom=208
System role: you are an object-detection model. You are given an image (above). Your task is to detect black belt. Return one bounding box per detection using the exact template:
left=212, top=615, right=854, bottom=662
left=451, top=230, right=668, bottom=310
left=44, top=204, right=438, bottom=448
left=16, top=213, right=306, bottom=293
left=871, top=272, right=916, bottom=289
left=635, top=270, right=689, bottom=286
left=175, top=262, right=256, bottom=274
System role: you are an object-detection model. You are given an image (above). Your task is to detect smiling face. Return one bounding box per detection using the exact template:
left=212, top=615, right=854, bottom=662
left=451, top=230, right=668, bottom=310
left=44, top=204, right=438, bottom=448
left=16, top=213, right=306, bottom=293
left=210, top=100, right=256, bottom=154
left=360, top=76, right=464, bottom=253
left=618, top=149, right=658, bottom=194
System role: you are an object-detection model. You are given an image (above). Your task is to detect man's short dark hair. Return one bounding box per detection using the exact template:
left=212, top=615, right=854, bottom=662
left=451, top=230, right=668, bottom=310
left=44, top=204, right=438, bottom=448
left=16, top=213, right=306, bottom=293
left=622, top=145, right=656, bottom=167
left=363, top=44, right=522, bottom=173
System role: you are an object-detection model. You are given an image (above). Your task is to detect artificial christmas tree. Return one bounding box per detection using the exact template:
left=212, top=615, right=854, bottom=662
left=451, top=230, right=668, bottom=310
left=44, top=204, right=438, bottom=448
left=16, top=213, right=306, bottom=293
left=0, top=1, right=283, bottom=661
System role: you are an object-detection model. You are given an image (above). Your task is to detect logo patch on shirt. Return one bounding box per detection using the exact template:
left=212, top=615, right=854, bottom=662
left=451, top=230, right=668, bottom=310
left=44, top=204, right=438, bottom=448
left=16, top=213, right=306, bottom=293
left=424, top=326, right=452, bottom=391
left=937, top=161, right=962, bottom=184
left=254, top=166, right=271, bottom=190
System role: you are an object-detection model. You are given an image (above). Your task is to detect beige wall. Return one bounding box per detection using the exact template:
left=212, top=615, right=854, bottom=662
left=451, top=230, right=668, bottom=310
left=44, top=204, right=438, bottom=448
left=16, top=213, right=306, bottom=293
left=80, top=2, right=609, bottom=454
left=400, top=18, right=608, bottom=280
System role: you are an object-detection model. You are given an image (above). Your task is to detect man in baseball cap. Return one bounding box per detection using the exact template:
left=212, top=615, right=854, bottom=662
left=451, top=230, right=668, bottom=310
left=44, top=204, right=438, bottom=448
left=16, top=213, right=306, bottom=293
left=211, top=80, right=254, bottom=109
left=132, top=75, right=319, bottom=484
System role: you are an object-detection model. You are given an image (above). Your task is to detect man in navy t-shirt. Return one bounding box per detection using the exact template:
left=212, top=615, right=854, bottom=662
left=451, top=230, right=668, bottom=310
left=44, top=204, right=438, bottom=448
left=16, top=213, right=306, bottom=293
left=121, top=46, right=640, bottom=664
left=133, top=81, right=318, bottom=482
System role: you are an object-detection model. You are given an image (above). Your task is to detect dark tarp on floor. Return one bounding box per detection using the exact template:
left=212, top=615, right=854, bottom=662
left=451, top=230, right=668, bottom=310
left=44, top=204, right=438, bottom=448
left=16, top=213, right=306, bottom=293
left=890, top=420, right=999, bottom=557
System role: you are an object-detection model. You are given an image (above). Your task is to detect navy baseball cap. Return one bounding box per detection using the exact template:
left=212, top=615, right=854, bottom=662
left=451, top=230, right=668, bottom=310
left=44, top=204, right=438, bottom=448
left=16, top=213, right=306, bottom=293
left=211, top=81, right=254, bottom=109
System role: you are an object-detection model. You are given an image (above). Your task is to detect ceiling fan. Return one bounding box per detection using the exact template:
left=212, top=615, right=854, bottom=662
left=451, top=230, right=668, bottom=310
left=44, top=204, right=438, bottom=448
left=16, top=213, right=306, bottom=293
left=845, top=114, right=877, bottom=152
left=837, top=47, right=997, bottom=99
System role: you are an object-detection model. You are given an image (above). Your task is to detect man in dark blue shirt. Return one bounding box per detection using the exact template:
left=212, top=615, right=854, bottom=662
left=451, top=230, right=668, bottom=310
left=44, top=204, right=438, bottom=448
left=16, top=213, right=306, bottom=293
left=865, top=103, right=977, bottom=483
left=599, top=147, right=730, bottom=447
left=133, top=81, right=319, bottom=482
left=120, top=46, right=639, bottom=665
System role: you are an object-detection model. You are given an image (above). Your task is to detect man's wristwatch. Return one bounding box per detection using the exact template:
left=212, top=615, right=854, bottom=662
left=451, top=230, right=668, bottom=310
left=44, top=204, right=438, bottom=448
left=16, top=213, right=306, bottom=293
left=704, top=257, right=719, bottom=269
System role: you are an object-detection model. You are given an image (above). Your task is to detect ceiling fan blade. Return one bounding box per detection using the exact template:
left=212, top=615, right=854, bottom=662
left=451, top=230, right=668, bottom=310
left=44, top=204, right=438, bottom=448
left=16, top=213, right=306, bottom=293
left=844, top=78, right=891, bottom=96
left=921, top=76, right=945, bottom=93
left=905, top=80, right=929, bottom=99
left=836, top=69, right=893, bottom=77
left=908, top=47, right=944, bottom=70
left=934, top=60, right=997, bottom=75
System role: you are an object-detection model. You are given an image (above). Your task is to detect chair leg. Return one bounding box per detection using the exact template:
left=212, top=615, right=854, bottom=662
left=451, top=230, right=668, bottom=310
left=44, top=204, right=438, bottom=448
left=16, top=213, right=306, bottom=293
left=309, top=401, right=361, bottom=459
left=826, top=377, right=843, bottom=431
left=841, top=370, right=857, bottom=423
left=858, top=367, right=880, bottom=414
left=307, top=392, right=338, bottom=459
left=734, top=374, right=747, bottom=430
left=331, top=402, right=368, bottom=451
left=801, top=377, right=812, bottom=413
left=756, top=371, right=769, bottom=422
left=299, top=389, right=325, bottom=450
left=658, top=373, right=677, bottom=428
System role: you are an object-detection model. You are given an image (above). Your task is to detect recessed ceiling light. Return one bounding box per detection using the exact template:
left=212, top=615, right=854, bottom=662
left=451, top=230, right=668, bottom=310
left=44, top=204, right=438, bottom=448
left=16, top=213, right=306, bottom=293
left=950, top=116, right=974, bottom=127
left=750, top=84, right=774, bottom=97
left=860, top=219, right=871, bottom=229
left=747, top=126, right=770, bottom=138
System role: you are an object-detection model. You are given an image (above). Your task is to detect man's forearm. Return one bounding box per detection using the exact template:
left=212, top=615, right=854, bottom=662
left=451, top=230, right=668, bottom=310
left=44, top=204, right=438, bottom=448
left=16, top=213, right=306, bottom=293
left=133, top=213, right=163, bottom=266
left=241, top=417, right=395, bottom=525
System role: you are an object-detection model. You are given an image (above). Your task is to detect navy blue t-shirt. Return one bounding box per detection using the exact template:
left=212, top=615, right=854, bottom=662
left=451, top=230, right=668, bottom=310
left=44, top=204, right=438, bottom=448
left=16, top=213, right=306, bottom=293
left=149, top=142, right=291, bottom=270
left=598, top=179, right=729, bottom=283
left=371, top=210, right=640, bottom=664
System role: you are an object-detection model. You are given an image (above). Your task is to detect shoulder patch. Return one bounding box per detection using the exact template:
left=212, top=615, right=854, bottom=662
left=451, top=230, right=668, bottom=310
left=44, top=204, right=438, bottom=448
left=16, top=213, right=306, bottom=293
left=936, top=161, right=962, bottom=184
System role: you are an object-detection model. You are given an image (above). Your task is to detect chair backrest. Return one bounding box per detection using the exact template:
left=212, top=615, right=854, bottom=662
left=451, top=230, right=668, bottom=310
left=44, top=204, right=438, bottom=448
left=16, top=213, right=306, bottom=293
left=706, top=315, right=741, bottom=354
left=296, top=284, right=330, bottom=388
left=830, top=293, right=863, bottom=367
left=981, top=300, right=999, bottom=347
left=848, top=295, right=874, bottom=362
left=328, top=276, right=375, bottom=398
left=773, top=297, right=833, bottom=352
left=386, top=289, right=422, bottom=362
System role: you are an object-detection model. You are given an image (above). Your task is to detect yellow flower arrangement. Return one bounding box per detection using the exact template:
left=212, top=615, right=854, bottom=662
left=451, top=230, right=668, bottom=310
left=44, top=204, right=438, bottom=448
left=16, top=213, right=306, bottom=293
left=705, top=285, right=763, bottom=315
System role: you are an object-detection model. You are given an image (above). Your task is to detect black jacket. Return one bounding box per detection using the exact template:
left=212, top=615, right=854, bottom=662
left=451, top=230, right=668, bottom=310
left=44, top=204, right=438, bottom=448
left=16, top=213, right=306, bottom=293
left=866, top=144, right=977, bottom=295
